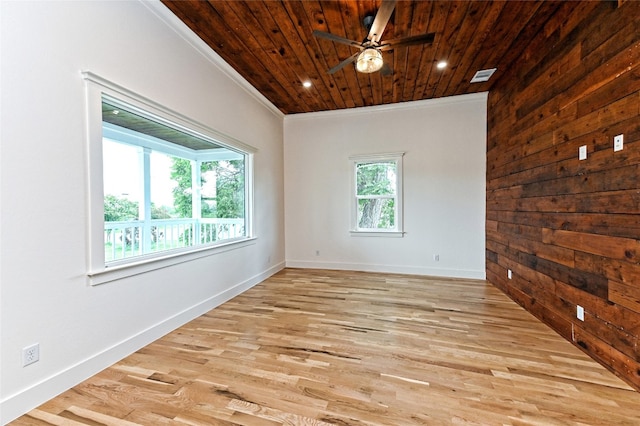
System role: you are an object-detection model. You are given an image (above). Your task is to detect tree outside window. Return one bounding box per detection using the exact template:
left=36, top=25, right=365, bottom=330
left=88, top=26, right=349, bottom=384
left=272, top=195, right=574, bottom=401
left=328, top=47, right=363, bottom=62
left=350, top=153, right=404, bottom=235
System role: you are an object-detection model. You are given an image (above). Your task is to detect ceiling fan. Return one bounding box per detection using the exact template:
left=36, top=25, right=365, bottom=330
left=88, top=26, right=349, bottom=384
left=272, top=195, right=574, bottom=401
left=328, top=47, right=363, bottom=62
left=313, top=0, right=435, bottom=75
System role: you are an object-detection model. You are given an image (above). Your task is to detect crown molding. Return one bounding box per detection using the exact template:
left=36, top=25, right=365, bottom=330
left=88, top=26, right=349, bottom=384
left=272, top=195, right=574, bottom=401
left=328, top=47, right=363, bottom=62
left=284, top=92, right=488, bottom=123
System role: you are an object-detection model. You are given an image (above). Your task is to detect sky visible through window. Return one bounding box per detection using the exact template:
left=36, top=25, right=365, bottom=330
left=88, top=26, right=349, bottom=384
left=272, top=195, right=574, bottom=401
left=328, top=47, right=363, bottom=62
left=103, top=140, right=176, bottom=208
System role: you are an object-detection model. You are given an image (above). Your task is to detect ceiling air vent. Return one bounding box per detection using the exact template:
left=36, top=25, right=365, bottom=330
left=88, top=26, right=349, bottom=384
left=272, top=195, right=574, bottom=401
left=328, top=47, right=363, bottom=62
left=470, top=68, right=497, bottom=83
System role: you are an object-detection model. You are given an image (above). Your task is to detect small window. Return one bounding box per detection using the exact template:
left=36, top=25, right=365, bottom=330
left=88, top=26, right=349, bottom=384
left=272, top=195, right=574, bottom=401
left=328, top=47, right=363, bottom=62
left=350, top=152, right=404, bottom=236
left=83, top=72, right=255, bottom=283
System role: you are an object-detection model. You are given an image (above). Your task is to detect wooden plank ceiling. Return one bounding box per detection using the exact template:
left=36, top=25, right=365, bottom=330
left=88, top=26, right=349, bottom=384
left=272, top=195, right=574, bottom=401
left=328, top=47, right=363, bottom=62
left=161, top=0, right=565, bottom=115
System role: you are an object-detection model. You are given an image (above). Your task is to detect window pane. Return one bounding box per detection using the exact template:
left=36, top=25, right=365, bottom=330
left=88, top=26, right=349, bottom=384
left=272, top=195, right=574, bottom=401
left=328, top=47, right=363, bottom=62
left=150, top=151, right=179, bottom=219
left=200, top=158, right=246, bottom=243
left=103, top=140, right=143, bottom=262
left=358, top=198, right=395, bottom=229
left=201, top=160, right=246, bottom=219
left=168, top=157, right=193, bottom=219
left=100, top=95, right=251, bottom=265
left=103, top=140, right=142, bottom=221
left=200, top=162, right=217, bottom=218
left=350, top=153, right=403, bottom=235
left=356, top=162, right=396, bottom=196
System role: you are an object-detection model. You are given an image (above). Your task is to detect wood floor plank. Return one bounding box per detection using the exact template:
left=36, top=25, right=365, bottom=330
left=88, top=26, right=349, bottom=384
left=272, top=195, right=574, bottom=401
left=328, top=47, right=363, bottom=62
left=10, top=268, right=640, bottom=425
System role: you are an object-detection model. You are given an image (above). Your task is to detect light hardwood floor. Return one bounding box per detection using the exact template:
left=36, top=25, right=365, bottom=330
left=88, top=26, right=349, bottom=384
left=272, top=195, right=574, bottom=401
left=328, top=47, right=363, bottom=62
left=11, top=268, right=640, bottom=425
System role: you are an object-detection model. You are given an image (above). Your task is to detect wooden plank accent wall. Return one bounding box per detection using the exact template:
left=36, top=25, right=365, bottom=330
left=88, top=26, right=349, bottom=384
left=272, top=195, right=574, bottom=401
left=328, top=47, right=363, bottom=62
left=486, top=0, right=640, bottom=390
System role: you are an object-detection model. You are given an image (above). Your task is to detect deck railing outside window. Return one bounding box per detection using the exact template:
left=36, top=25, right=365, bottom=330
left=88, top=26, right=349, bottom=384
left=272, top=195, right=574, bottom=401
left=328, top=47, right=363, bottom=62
left=104, top=218, right=244, bottom=262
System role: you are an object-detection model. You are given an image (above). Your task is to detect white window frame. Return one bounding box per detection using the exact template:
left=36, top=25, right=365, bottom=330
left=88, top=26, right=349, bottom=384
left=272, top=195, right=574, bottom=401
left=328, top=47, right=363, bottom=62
left=82, top=71, right=256, bottom=285
left=349, top=152, right=405, bottom=237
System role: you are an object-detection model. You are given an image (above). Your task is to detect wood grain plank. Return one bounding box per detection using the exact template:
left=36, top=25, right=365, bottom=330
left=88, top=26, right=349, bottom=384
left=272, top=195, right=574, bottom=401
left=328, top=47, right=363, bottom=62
left=10, top=269, right=640, bottom=425
left=609, top=280, right=640, bottom=315
left=412, top=0, right=450, bottom=101
left=487, top=0, right=640, bottom=394
left=161, top=1, right=589, bottom=114
left=400, top=1, right=436, bottom=101
left=421, top=1, right=469, bottom=100
left=431, top=1, right=488, bottom=99
left=542, top=228, right=640, bottom=262
left=448, top=0, right=505, bottom=97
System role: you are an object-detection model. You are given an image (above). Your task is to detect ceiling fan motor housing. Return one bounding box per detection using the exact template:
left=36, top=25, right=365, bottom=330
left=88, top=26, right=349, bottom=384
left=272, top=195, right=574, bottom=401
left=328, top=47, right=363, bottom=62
left=363, top=15, right=375, bottom=32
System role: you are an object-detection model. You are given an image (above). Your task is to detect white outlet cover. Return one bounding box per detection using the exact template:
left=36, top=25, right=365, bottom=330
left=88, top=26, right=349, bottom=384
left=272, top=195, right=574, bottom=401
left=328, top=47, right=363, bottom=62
left=614, top=134, right=623, bottom=152
left=22, top=343, right=40, bottom=366
left=579, top=145, right=587, bottom=160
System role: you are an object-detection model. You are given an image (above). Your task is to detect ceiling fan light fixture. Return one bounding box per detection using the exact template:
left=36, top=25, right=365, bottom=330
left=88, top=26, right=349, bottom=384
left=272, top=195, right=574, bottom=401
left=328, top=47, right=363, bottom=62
left=356, top=48, right=383, bottom=73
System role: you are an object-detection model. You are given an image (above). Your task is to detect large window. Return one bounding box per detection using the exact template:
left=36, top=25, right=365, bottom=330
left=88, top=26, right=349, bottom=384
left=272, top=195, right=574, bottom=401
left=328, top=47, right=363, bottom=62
left=350, top=152, right=404, bottom=236
left=83, top=72, right=255, bottom=283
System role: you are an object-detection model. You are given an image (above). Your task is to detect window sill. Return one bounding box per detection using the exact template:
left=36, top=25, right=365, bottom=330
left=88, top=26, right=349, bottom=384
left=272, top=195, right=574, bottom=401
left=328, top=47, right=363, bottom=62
left=350, top=231, right=405, bottom=238
left=88, top=237, right=257, bottom=286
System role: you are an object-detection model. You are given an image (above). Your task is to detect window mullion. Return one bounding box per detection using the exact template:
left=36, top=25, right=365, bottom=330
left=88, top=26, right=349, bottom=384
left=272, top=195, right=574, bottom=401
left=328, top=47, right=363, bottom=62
left=141, top=147, right=152, bottom=254
left=356, top=195, right=394, bottom=200
left=192, top=159, right=202, bottom=246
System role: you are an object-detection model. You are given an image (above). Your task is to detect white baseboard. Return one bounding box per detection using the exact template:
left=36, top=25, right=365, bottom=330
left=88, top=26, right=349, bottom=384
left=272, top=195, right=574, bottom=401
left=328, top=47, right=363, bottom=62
left=285, top=260, right=486, bottom=280
left=0, top=262, right=285, bottom=425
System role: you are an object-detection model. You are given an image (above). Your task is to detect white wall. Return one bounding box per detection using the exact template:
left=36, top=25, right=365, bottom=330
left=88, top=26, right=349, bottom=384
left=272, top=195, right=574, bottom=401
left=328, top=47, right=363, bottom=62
left=0, top=1, right=284, bottom=423
left=284, top=94, right=486, bottom=279
left=0, top=1, right=488, bottom=420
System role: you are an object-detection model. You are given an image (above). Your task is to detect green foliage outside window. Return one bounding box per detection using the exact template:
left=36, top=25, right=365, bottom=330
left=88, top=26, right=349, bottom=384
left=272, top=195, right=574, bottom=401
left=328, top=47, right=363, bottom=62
left=170, top=158, right=194, bottom=218
left=210, top=159, right=245, bottom=219
left=356, top=161, right=396, bottom=229
left=171, top=158, right=244, bottom=219
left=104, top=194, right=139, bottom=221
left=104, top=195, right=173, bottom=222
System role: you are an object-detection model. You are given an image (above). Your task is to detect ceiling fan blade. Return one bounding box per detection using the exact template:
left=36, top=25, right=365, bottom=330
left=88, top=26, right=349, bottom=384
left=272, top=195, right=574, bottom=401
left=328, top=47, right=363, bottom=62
left=327, top=51, right=360, bottom=74
left=367, top=0, right=396, bottom=43
left=313, top=30, right=363, bottom=49
left=379, top=33, right=436, bottom=51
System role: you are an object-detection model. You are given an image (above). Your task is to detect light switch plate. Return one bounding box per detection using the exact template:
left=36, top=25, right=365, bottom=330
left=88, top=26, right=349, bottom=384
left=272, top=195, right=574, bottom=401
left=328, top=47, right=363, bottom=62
left=579, top=145, right=587, bottom=160
left=614, top=134, right=623, bottom=152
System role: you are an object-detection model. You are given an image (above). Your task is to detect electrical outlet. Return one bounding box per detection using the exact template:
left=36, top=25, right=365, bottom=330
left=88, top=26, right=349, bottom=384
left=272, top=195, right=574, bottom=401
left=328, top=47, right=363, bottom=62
left=315, top=250, right=320, bottom=256
left=577, top=305, right=585, bottom=321
left=433, top=254, right=440, bottom=261
left=22, top=343, right=40, bottom=367
left=614, top=134, right=624, bottom=152
left=508, top=269, right=512, bottom=279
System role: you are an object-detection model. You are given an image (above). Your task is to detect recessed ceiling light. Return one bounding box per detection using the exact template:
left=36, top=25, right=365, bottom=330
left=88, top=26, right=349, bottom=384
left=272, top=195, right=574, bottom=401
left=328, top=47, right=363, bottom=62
left=302, top=81, right=312, bottom=88
left=436, top=61, right=447, bottom=69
